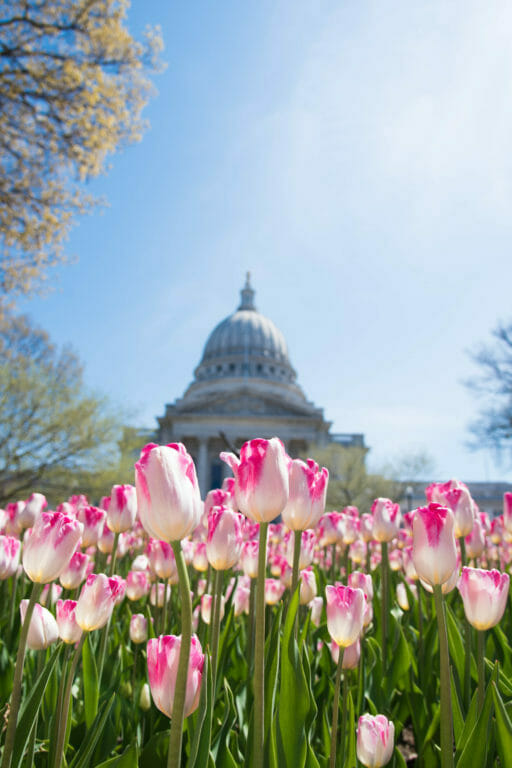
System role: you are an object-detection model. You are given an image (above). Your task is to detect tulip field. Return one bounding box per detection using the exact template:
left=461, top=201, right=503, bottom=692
left=1, top=438, right=512, bottom=768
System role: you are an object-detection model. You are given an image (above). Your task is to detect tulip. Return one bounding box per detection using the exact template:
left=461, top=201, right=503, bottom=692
left=150, top=582, right=171, bottom=608
left=77, top=506, right=107, bottom=548
left=206, top=506, right=244, bottom=570
left=427, top=480, right=475, bottom=540
left=130, top=613, right=148, bottom=644
left=264, top=578, right=285, bottom=605
left=107, top=484, right=138, bottom=533
left=240, top=540, right=259, bottom=579
left=204, top=487, right=236, bottom=517
left=20, top=599, right=59, bottom=650
left=299, top=567, right=317, bottom=605
left=0, top=536, right=21, bottom=579
left=330, top=637, right=361, bottom=669
left=132, top=554, right=149, bottom=571
left=56, top=599, right=83, bottom=644
left=412, top=504, right=457, bottom=587
left=325, top=584, right=365, bottom=648
left=220, top=437, right=289, bottom=523
left=458, top=567, right=510, bottom=631
left=309, top=596, right=323, bottom=627
left=503, top=492, right=512, bottom=533
left=147, top=539, right=178, bottom=583
left=281, top=458, right=328, bottom=530
left=135, top=442, right=202, bottom=543
left=147, top=634, right=204, bottom=718
left=75, top=573, right=124, bottom=631
left=139, top=682, right=151, bottom=711
left=126, top=570, right=150, bottom=601
left=357, top=714, right=395, bottom=768
left=465, top=518, right=486, bottom=560
left=23, top=511, right=83, bottom=584
left=41, top=582, right=63, bottom=606
left=59, top=551, right=90, bottom=590
left=318, top=512, right=343, bottom=547
left=19, top=493, right=47, bottom=529
left=191, top=541, right=208, bottom=573
left=284, top=529, right=315, bottom=570
left=97, top=524, right=115, bottom=554
left=371, top=498, right=400, bottom=543
left=396, top=582, right=416, bottom=612
left=233, top=583, right=251, bottom=616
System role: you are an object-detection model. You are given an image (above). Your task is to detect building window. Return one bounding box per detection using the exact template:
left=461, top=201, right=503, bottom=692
left=210, top=462, right=223, bottom=490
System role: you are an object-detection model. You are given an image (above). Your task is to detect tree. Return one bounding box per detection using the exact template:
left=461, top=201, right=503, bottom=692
left=0, top=308, right=143, bottom=505
left=466, top=320, right=512, bottom=454
left=308, top=443, right=433, bottom=510
left=0, top=0, right=162, bottom=296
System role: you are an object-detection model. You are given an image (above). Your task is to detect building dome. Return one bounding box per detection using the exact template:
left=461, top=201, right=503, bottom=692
left=194, top=274, right=297, bottom=385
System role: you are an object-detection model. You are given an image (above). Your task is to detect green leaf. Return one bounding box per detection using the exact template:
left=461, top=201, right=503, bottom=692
left=456, top=670, right=495, bottom=768
left=387, top=614, right=411, bottom=692
left=68, top=693, right=115, bottom=768
left=445, top=604, right=465, bottom=691
left=83, top=632, right=99, bottom=729
left=276, top=587, right=310, bottom=768
left=343, top=690, right=356, bottom=768
left=451, top=670, right=465, bottom=746
left=189, top=653, right=213, bottom=768
left=11, top=643, right=62, bottom=768
left=94, top=745, right=139, bottom=768
left=264, top=603, right=282, bottom=767
left=139, top=730, right=170, bottom=768
left=492, top=681, right=512, bottom=768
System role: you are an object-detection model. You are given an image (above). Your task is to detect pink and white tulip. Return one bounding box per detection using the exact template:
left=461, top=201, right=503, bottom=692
left=0, top=536, right=21, bottom=579
left=325, top=584, right=365, bottom=647
left=77, top=506, right=106, bottom=548
left=75, top=573, right=124, bottom=631
left=56, top=599, right=83, bottom=644
left=281, top=458, right=328, bottom=530
left=147, top=634, right=204, bottom=718
left=59, top=551, right=90, bottom=590
left=23, top=511, right=83, bottom=584
left=220, top=438, right=289, bottom=523
left=135, top=443, right=202, bottom=542
left=371, top=499, right=401, bottom=543
left=107, top=484, right=138, bottom=533
left=126, top=570, right=151, bottom=601
left=457, top=567, right=510, bottom=630
left=20, top=600, right=59, bottom=650
left=206, top=506, right=244, bottom=570
left=130, top=613, right=148, bottom=644
left=357, top=714, right=395, bottom=768
left=412, top=504, right=457, bottom=587
left=19, top=493, right=47, bottom=529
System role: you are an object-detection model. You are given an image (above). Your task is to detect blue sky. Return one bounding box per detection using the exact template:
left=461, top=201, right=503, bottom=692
left=19, top=0, right=512, bottom=482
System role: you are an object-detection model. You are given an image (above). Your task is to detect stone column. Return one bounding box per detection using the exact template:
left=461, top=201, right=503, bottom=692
left=197, top=438, right=209, bottom=497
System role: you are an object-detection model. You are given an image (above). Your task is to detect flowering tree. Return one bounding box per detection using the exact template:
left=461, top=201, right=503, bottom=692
left=0, top=0, right=162, bottom=296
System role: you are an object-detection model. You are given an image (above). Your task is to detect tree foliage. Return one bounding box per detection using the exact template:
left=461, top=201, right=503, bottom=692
left=309, top=443, right=433, bottom=510
left=0, top=308, right=145, bottom=505
left=466, top=320, right=512, bottom=454
left=0, top=0, right=162, bottom=296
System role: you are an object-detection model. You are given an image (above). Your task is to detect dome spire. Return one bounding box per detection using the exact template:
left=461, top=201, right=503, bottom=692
left=238, top=271, right=256, bottom=311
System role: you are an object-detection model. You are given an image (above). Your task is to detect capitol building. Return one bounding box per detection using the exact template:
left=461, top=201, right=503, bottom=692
left=157, top=275, right=364, bottom=495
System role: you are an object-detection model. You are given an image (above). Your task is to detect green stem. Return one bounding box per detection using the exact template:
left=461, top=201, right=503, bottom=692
left=253, top=522, right=269, bottom=768
left=162, top=580, right=170, bottom=634
left=8, top=570, right=19, bottom=641
left=433, top=585, right=454, bottom=768
left=329, top=647, right=345, bottom=768
left=54, top=634, right=86, bottom=768
left=290, top=530, right=302, bottom=638
left=167, top=541, right=193, bottom=768
left=381, top=541, right=389, bottom=676
left=248, top=577, right=256, bottom=671
left=330, top=543, right=337, bottom=583
left=109, top=532, right=120, bottom=577
left=97, top=614, right=111, bottom=687
left=459, top=538, right=472, bottom=711
left=477, top=630, right=485, bottom=714
left=24, top=651, right=44, bottom=768
left=210, top=569, right=223, bottom=697
left=343, top=545, right=350, bottom=579
left=356, top=641, right=364, bottom=716
left=365, top=542, right=371, bottom=575
left=418, top=583, right=424, bottom=680
left=1, top=581, right=43, bottom=768
left=49, top=645, right=72, bottom=768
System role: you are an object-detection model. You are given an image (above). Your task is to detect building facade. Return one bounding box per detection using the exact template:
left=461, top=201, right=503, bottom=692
left=157, top=275, right=364, bottom=495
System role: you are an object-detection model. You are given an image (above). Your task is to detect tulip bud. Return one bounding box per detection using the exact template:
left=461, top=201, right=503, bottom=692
left=233, top=583, right=251, bottom=616
left=97, top=524, right=115, bottom=554
left=107, top=484, right=138, bottom=533
left=146, top=539, right=178, bottom=583
left=126, top=570, right=150, bottom=601
left=318, top=512, right=343, bottom=547
left=0, top=535, right=21, bottom=579
left=75, top=573, right=123, bottom=631
left=56, top=599, right=83, bottom=644
left=130, top=613, right=148, bottom=644
left=281, top=459, right=328, bottom=530
left=264, top=578, right=285, bottom=605
left=206, top=506, right=244, bottom=570
left=457, top=567, right=510, bottom=630
left=357, top=714, right=395, bottom=768
left=147, top=634, right=204, bottom=718
left=192, top=542, right=209, bottom=573
left=360, top=513, right=374, bottom=543
left=135, top=443, right=202, bottom=542
left=139, top=682, right=151, bottom=711
left=150, top=582, right=171, bottom=608
left=19, top=493, right=47, bottom=529
left=330, top=637, right=361, bottom=669
left=59, top=551, right=90, bottom=590
left=220, top=438, right=289, bottom=523
left=371, top=499, right=401, bottom=543
left=240, top=540, right=259, bottom=579
left=23, top=511, right=83, bottom=584
left=20, top=599, right=59, bottom=650
left=309, top=596, right=323, bottom=627
left=465, top=518, right=486, bottom=560
left=412, top=504, right=457, bottom=586
left=325, top=584, right=365, bottom=648
left=77, top=506, right=107, bottom=548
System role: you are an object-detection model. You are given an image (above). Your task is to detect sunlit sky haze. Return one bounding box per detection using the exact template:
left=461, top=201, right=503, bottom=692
left=18, top=0, right=512, bottom=483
